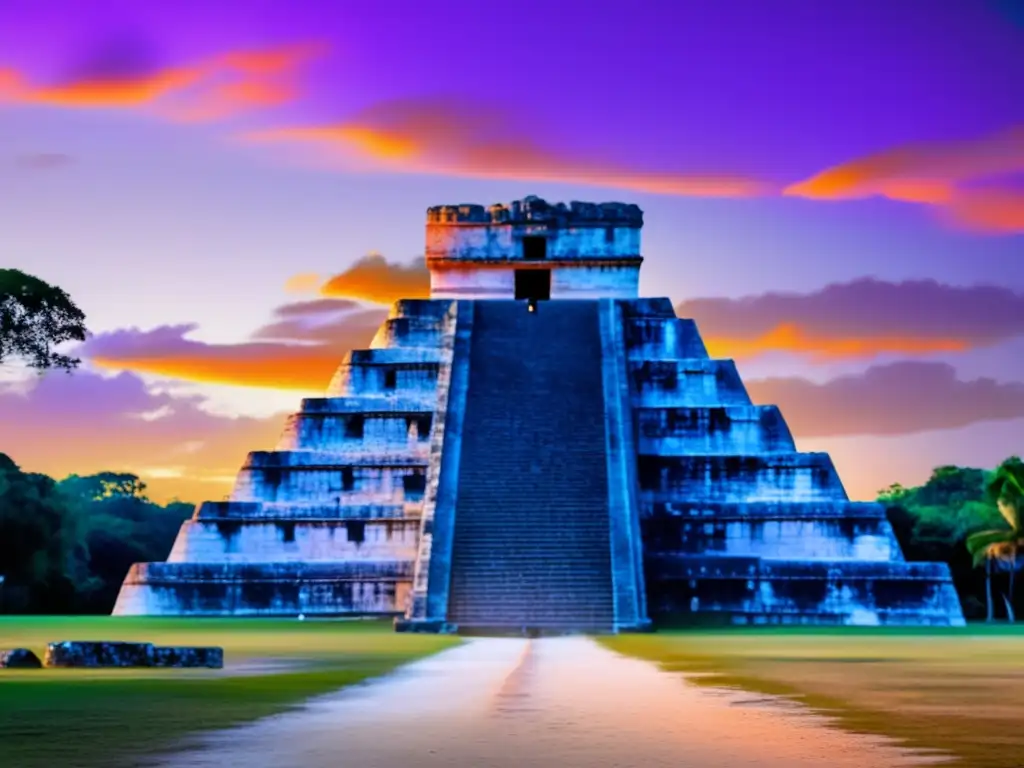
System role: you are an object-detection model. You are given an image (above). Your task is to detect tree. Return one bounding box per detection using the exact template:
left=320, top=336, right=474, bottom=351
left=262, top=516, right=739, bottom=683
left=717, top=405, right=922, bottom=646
left=0, top=454, right=78, bottom=612
left=0, top=268, right=87, bottom=372
left=61, top=472, right=148, bottom=502
left=880, top=463, right=1002, bottom=621
left=965, top=457, right=1024, bottom=622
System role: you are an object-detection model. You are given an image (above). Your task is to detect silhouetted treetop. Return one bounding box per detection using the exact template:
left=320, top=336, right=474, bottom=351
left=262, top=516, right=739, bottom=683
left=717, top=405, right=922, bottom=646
left=0, top=269, right=88, bottom=372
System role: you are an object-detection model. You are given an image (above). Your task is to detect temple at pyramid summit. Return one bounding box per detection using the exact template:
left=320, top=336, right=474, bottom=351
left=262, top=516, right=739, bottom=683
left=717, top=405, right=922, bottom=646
left=114, top=196, right=966, bottom=631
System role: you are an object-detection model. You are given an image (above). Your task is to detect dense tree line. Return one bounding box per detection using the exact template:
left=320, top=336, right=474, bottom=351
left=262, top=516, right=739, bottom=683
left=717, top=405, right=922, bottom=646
left=0, top=454, right=192, bottom=614
left=881, top=456, right=1024, bottom=622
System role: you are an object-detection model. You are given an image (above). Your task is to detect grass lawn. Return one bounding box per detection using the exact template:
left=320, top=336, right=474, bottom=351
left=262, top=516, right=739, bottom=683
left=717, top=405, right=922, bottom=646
left=0, top=616, right=459, bottom=768
left=602, top=625, right=1024, bottom=768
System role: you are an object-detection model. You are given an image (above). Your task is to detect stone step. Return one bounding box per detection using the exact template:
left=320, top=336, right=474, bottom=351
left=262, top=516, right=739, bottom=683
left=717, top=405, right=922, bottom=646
left=387, top=299, right=455, bottom=321
left=370, top=316, right=446, bottom=349
left=641, top=499, right=901, bottom=560
left=644, top=555, right=965, bottom=627
left=638, top=453, right=847, bottom=503
left=195, top=501, right=414, bottom=521
left=232, top=467, right=428, bottom=505
left=618, top=298, right=678, bottom=319
left=628, top=359, right=751, bottom=407
left=445, top=301, right=616, bottom=630
left=124, top=560, right=414, bottom=582
left=646, top=554, right=953, bottom=580
left=643, top=500, right=889, bottom=520
left=327, top=359, right=440, bottom=398
left=348, top=347, right=442, bottom=365
left=299, top=396, right=433, bottom=415
left=624, top=317, right=709, bottom=360
left=167, top=519, right=420, bottom=563
left=642, top=517, right=900, bottom=561
left=276, top=412, right=433, bottom=453
left=635, top=405, right=795, bottom=454
left=243, top=451, right=428, bottom=469
left=114, top=560, right=412, bottom=617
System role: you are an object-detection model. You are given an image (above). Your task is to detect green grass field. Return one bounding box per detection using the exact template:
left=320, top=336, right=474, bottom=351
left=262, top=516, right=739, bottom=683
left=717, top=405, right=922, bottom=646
left=0, top=617, right=459, bottom=768
left=7, top=619, right=1023, bottom=768
left=602, top=625, right=1024, bottom=768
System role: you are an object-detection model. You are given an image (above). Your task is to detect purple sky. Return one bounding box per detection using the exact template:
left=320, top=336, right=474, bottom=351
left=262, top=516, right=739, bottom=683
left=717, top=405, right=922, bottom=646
left=2, top=0, right=1023, bottom=501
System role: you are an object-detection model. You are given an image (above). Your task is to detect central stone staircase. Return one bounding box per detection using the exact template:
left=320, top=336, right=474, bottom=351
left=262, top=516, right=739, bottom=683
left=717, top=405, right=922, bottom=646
left=446, top=301, right=616, bottom=632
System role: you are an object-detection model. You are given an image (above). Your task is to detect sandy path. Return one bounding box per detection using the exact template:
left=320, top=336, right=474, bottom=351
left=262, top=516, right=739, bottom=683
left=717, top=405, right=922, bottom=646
left=157, top=637, right=948, bottom=768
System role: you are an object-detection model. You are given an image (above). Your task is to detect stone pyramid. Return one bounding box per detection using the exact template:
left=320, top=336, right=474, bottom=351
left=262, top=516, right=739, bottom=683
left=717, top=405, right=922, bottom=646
left=114, top=197, right=965, bottom=630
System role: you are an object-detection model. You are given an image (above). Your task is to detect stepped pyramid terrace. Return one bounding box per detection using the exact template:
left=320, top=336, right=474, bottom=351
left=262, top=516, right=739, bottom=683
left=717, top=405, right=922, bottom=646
left=114, top=196, right=966, bottom=631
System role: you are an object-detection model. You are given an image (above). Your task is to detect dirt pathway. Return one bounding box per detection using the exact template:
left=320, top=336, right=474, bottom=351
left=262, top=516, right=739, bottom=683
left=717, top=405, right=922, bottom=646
left=157, top=636, right=948, bottom=768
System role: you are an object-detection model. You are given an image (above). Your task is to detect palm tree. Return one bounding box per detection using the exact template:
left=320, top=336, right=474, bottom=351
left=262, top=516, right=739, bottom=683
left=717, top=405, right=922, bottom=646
left=966, top=459, right=1024, bottom=622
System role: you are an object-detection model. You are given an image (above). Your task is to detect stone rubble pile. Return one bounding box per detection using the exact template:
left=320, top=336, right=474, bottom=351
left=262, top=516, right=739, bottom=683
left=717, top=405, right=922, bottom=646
left=0, top=648, right=43, bottom=668
left=43, top=640, right=223, bottom=668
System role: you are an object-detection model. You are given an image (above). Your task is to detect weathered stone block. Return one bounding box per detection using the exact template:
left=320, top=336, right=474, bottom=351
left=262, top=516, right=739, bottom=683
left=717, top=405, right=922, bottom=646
left=630, top=359, right=752, bottom=407
left=43, top=641, right=224, bottom=668
left=0, top=648, right=43, bottom=668
left=114, top=561, right=413, bottom=617
left=150, top=645, right=224, bottom=668
left=45, top=641, right=154, bottom=668
left=625, top=317, right=709, bottom=360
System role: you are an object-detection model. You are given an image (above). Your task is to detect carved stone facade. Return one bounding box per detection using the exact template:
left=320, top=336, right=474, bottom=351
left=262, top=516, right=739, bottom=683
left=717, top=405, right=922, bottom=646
left=114, top=197, right=966, bottom=629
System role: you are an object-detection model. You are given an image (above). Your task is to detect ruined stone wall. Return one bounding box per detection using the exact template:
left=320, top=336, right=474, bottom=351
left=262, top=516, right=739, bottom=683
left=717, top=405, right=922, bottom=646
left=429, top=264, right=641, bottom=299
left=426, top=196, right=642, bottom=300
left=425, top=222, right=641, bottom=262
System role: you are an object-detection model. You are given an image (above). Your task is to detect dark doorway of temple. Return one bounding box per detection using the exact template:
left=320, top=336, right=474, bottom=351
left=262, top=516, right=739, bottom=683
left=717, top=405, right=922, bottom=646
left=514, top=269, right=551, bottom=302
left=522, top=235, right=547, bottom=260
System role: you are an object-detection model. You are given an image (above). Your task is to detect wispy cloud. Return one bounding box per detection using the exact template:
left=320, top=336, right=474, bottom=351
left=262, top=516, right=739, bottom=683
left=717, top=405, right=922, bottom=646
left=679, top=278, right=1024, bottom=361
left=1, top=370, right=283, bottom=504
left=283, top=272, right=324, bottom=295
left=242, top=96, right=767, bottom=198
left=748, top=361, right=1024, bottom=437
left=942, top=188, right=1024, bottom=234
left=0, top=39, right=327, bottom=124
left=784, top=125, right=1024, bottom=233
left=82, top=299, right=386, bottom=391
left=320, top=253, right=430, bottom=304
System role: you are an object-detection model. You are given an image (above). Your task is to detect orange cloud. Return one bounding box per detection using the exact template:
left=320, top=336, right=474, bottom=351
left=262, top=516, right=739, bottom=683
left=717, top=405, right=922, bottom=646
left=163, top=79, right=296, bottom=124
left=785, top=126, right=1024, bottom=201
left=160, top=42, right=326, bottom=123
left=704, top=323, right=970, bottom=361
left=242, top=97, right=766, bottom=198
left=944, top=188, right=1024, bottom=234
left=0, top=41, right=325, bottom=121
left=26, top=65, right=212, bottom=108
left=83, top=300, right=387, bottom=391
left=90, top=346, right=347, bottom=391
left=320, top=253, right=430, bottom=304
left=78, top=256, right=433, bottom=389
left=0, top=67, right=23, bottom=101
left=784, top=126, right=1024, bottom=233
left=283, top=272, right=324, bottom=294
left=219, top=42, right=329, bottom=76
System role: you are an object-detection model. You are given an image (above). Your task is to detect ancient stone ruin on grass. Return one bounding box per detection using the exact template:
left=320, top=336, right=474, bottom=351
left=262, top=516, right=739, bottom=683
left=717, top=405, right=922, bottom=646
left=114, top=196, right=966, bottom=631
